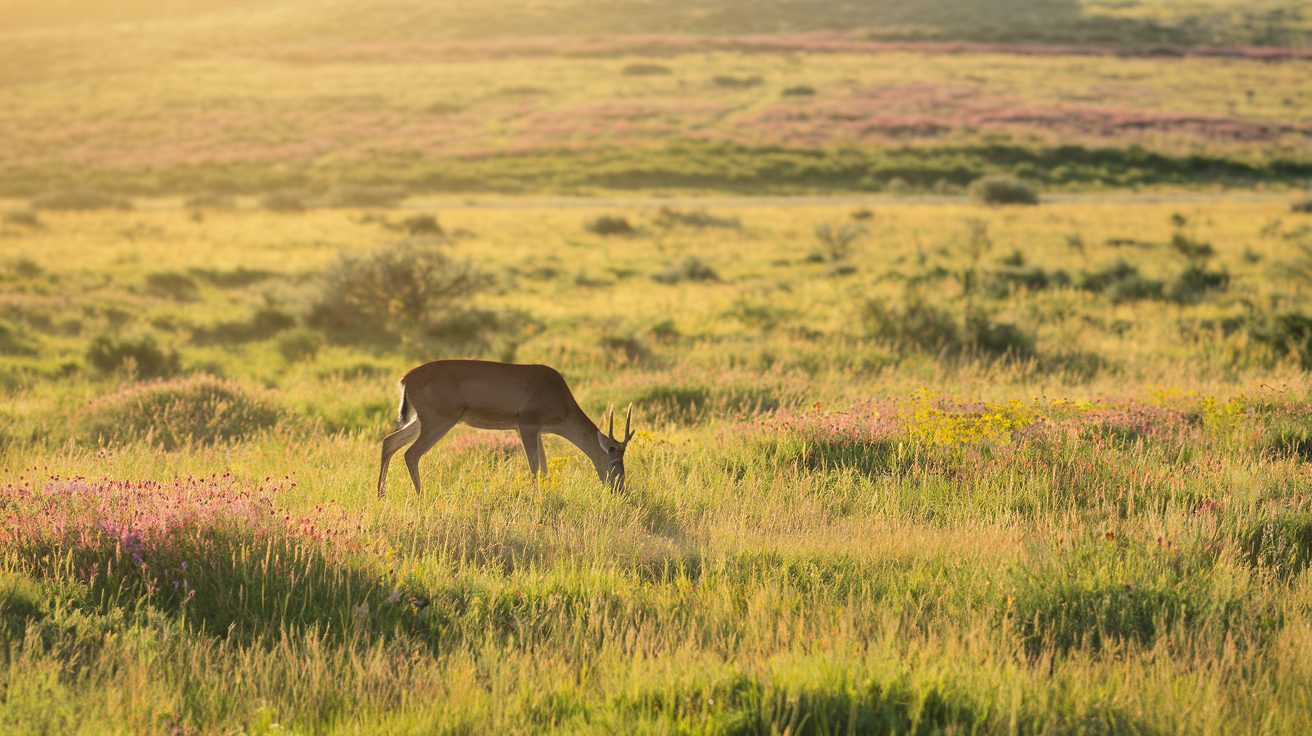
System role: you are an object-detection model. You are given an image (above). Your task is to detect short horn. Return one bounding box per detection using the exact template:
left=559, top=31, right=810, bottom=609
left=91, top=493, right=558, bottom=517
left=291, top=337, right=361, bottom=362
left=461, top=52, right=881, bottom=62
left=607, top=403, right=615, bottom=440
left=624, top=403, right=634, bottom=441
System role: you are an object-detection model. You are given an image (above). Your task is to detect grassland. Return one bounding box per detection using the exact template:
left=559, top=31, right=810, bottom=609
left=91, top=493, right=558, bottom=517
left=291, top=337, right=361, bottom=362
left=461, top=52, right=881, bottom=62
left=1, top=1, right=1309, bottom=196
left=3, top=195, right=1312, bottom=733
left=3, top=0, right=1312, bottom=732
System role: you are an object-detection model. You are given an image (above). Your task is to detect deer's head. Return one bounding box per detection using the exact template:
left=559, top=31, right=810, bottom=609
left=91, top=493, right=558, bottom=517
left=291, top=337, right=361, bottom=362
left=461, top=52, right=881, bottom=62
left=597, top=403, right=635, bottom=490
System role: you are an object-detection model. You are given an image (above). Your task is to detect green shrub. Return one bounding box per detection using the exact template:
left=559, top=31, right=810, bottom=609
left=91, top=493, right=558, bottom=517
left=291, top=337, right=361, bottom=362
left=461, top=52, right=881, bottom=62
left=653, top=207, right=740, bottom=230
left=144, top=271, right=200, bottom=301
left=712, top=75, right=763, bottom=88
left=86, top=334, right=180, bottom=378
left=75, top=375, right=281, bottom=448
left=325, top=185, right=406, bottom=208
left=30, top=188, right=132, bottom=211
left=183, top=192, right=236, bottom=210
left=863, top=298, right=1033, bottom=358
left=0, top=322, right=38, bottom=357
left=652, top=257, right=719, bottom=284
left=781, top=85, right=816, bottom=96
left=621, top=63, right=672, bottom=76
left=260, top=190, right=308, bottom=212
left=400, top=214, right=444, bottom=236
left=1079, top=259, right=1164, bottom=303
left=276, top=328, right=325, bottom=362
left=814, top=222, right=867, bottom=261
left=1168, top=265, right=1230, bottom=305
left=585, top=215, right=635, bottom=235
left=969, top=175, right=1039, bottom=205
left=2, top=210, right=42, bottom=228
left=197, top=305, right=296, bottom=344
left=1245, top=311, right=1312, bottom=369
left=309, top=242, right=476, bottom=339
left=1291, top=194, right=1312, bottom=214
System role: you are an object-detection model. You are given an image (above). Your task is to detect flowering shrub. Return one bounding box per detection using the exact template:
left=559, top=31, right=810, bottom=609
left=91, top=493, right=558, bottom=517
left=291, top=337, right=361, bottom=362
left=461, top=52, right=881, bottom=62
left=0, top=476, right=381, bottom=637
left=76, top=375, right=282, bottom=449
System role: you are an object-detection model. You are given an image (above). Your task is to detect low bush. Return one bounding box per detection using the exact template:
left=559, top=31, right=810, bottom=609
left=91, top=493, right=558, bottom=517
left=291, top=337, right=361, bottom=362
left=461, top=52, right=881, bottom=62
left=276, top=328, right=325, bottom=362
left=622, top=63, right=672, bottom=76
left=1168, top=265, right=1230, bottom=305
left=30, top=188, right=132, bottom=211
left=2, top=210, right=42, bottom=228
left=86, top=334, right=180, bottom=378
left=424, top=307, right=540, bottom=356
left=863, top=297, right=1034, bottom=358
left=585, top=215, right=635, bottom=235
left=196, top=305, right=296, bottom=344
left=1245, top=311, right=1312, bottom=369
left=75, top=375, right=281, bottom=448
left=183, top=192, right=236, bottom=210
left=1291, top=195, right=1312, bottom=214
left=144, top=271, right=200, bottom=301
left=814, top=222, right=867, bottom=261
left=309, top=242, right=476, bottom=340
left=653, top=207, right=740, bottom=230
left=0, top=322, right=37, bottom=357
left=400, top=214, right=444, bottom=236
left=652, top=257, right=720, bottom=284
left=325, top=185, right=406, bottom=208
left=781, top=85, right=816, bottom=96
left=260, top=190, right=308, bottom=212
left=1079, top=260, right=1164, bottom=303
left=969, top=175, right=1039, bottom=205
left=712, top=75, right=764, bottom=88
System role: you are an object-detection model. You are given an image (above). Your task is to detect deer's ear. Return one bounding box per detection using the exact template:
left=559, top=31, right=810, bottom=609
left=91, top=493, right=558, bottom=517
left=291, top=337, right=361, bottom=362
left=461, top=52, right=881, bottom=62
left=597, top=432, right=609, bottom=450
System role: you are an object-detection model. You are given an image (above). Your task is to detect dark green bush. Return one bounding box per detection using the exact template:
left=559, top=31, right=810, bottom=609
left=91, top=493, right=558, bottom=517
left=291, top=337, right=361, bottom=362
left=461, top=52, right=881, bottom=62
left=653, top=207, right=740, bottom=230
left=969, top=175, right=1039, bottom=205
left=276, top=328, right=325, bottom=362
left=86, top=334, right=180, bottom=378
left=75, top=375, right=281, bottom=449
left=712, top=75, right=763, bottom=88
left=621, top=63, right=672, bottom=76
left=2, top=210, right=42, bottom=228
left=585, top=215, right=635, bottom=235
left=864, top=297, right=1034, bottom=359
left=1245, top=311, right=1312, bottom=369
left=652, top=257, right=720, bottom=284
left=400, top=214, right=444, bottom=236
left=309, top=242, right=476, bottom=339
left=144, top=271, right=200, bottom=301
left=1291, top=195, right=1312, bottom=214
left=1079, top=259, right=1164, bottom=303
left=325, top=185, right=406, bottom=208
left=197, top=305, right=296, bottom=344
left=183, top=192, right=236, bottom=210
left=260, top=190, right=308, bottom=212
left=781, top=85, right=816, bottom=96
left=1168, top=265, right=1229, bottom=305
left=31, top=188, right=132, bottom=211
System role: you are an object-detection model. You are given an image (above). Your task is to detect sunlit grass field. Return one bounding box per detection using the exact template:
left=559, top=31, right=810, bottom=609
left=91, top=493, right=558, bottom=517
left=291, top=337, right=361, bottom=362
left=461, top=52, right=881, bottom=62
left=3, top=195, right=1312, bottom=732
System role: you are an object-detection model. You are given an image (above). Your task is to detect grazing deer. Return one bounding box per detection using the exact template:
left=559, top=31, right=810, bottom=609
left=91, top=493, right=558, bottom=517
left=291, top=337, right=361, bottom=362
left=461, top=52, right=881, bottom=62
left=377, top=360, right=635, bottom=497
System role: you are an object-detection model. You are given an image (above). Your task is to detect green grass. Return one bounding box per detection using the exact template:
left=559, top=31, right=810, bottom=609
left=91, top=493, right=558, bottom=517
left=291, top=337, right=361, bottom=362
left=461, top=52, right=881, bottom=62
left=2, top=197, right=1312, bottom=732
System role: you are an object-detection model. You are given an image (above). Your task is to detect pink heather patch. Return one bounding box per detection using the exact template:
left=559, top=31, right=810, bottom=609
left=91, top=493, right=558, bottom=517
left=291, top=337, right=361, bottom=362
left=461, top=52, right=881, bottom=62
left=0, top=475, right=362, bottom=597
left=449, top=432, right=523, bottom=456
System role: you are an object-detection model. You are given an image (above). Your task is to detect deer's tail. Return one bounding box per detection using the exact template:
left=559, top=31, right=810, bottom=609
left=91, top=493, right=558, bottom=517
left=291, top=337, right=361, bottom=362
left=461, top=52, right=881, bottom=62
left=396, top=381, right=416, bottom=427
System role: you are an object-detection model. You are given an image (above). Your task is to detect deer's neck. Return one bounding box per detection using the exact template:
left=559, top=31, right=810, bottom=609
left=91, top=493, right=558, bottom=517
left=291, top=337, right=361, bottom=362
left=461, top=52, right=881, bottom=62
left=559, top=407, right=608, bottom=481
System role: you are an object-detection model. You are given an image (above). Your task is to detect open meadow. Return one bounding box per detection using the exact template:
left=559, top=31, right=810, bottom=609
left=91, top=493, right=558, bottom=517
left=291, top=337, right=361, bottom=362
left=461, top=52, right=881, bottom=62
left=3, top=0, right=1312, bottom=734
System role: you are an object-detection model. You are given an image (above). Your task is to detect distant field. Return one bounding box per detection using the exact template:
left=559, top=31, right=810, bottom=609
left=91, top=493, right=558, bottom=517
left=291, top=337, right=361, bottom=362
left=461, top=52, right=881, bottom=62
left=1, top=1, right=1309, bottom=196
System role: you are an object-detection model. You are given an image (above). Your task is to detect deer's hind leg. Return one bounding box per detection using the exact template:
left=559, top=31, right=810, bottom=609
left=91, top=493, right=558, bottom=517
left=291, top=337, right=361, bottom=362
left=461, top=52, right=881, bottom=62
left=378, top=420, right=421, bottom=497
left=404, top=415, right=458, bottom=497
